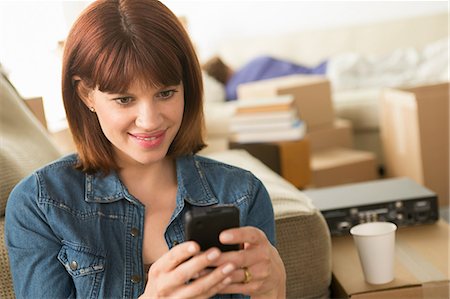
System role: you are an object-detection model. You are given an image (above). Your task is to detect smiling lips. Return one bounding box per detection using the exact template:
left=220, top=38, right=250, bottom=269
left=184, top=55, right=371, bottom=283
left=129, top=131, right=165, bottom=148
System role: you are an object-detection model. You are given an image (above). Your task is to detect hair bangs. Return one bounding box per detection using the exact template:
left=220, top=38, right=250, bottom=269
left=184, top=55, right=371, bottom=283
left=91, top=37, right=183, bottom=94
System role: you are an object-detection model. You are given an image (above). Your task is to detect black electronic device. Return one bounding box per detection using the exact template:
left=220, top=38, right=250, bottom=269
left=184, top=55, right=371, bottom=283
left=304, top=177, right=439, bottom=236
left=184, top=205, right=241, bottom=252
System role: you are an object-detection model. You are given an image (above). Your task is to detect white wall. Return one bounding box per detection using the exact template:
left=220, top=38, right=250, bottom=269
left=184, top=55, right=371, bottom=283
left=163, top=1, right=448, bottom=61
left=0, top=0, right=447, bottom=131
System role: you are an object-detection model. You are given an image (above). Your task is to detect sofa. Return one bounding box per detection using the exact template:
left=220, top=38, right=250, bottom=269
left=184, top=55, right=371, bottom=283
left=202, top=12, right=449, bottom=167
left=0, top=67, right=331, bottom=298
left=0, top=67, right=64, bottom=298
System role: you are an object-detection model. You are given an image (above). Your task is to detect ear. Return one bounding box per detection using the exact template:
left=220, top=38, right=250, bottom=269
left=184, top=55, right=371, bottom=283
left=72, top=75, right=94, bottom=108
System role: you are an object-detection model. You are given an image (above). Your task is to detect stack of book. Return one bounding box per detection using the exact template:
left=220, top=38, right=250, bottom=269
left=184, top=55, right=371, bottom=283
left=229, top=95, right=306, bottom=143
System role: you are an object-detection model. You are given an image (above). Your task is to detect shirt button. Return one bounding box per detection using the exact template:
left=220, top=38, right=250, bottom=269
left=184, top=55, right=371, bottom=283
left=69, top=261, right=78, bottom=271
left=172, top=240, right=179, bottom=247
left=131, top=275, right=141, bottom=283
left=130, top=227, right=139, bottom=237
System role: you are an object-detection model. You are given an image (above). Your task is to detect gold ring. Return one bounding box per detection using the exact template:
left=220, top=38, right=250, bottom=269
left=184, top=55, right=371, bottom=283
left=242, top=267, right=252, bottom=284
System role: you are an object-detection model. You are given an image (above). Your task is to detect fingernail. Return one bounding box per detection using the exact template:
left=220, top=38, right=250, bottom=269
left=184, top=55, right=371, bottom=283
left=221, top=232, right=233, bottom=242
left=188, top=244, right=197, bottom=253
left=222, top=263, right=235, bottom=275
left=223, top=277, right=232, bottom=285
left=207, top=249, right=220, bottom=261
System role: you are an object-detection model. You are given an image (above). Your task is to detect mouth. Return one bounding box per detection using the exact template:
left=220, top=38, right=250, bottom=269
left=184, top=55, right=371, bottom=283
left=134, top=135, right=159, bottom=141
left=129, top=131, right=166, bottom=148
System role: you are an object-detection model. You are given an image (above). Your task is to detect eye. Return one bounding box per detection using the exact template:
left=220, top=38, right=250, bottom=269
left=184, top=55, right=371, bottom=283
left=114, top=97, right=133, bottom=105
left=157, top=89, right=177, bottom=100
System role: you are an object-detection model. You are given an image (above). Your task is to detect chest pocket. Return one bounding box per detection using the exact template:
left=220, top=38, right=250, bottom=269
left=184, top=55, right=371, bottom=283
left=58, top=242, right=105, bottom=299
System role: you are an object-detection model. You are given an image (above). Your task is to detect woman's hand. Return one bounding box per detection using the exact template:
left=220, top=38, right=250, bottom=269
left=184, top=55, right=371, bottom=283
left=139, top=241, right=236, bottom=299
left=214, top=227, right=286, bottom=299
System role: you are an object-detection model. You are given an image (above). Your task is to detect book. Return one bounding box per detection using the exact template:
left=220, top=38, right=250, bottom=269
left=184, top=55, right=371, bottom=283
left=232, top=108, right=298, bottom=125
left=230, top=120, right=306, bottom=143
left=235, top=95, right=295, bottom=114
left=230, top=117, right=300, bottom=132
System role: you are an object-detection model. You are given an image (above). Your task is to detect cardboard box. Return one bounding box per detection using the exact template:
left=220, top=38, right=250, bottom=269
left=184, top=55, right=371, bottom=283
left=311, top=147, right=378, bottom=187
left=237, top=75, right=334, bottom=130
left=331, top=219, right=450, bottom=299
left=306, top=118, right=353, bottom=152
left=24, top=97, right=47, bottom=129
left=380, top=83, right=449, bottom=207
left=201, top=136, right=230, bottom=155
left=229, top=138, right=311, bottom=189
left=353, top=129, right=384, bottom=167
left=51, top=128, right=76, bottom=155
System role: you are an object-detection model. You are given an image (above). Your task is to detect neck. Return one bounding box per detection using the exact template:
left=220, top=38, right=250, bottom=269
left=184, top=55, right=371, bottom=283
left=118, top=157, right=177, bottom=197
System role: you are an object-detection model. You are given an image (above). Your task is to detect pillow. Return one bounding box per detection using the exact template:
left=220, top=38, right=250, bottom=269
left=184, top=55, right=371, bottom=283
left=202, top=71, right=226, bottom=103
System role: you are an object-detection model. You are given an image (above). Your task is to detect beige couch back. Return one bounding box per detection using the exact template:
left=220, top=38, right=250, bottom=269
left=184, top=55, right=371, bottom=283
left=218, top=13, right=448, bottom=67
left=1, top=70, right=62, bottom=298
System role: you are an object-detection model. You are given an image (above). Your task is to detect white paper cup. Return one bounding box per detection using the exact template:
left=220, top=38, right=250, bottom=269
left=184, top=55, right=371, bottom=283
left=350, top=221, right=397, bottom=284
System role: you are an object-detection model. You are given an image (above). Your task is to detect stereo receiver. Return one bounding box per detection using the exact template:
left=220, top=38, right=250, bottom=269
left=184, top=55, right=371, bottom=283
left=304, top=177, right=439, bottom=236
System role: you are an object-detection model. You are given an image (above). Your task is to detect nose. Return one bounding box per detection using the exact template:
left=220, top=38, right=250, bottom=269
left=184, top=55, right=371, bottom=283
left=135, top=100, right=163, bottom=129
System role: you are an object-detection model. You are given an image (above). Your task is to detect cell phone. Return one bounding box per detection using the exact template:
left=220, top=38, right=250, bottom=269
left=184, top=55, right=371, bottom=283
left=184, top=205, right=241, bottom=252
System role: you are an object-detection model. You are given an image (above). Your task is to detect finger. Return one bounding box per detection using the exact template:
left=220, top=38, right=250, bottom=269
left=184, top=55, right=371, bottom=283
left=212, top=242, right=271, bottom=270
left=152, top=247, right=222, bottom=292
left=171, top=262, right=236, bottom=299
left=216, top=266, right=263, bottom=296
left=219, top=280, right=262, bottom=296
left=227, top=263, right=270, bottom=284
left=210, top=249, right=247, bottom=269
left=193, top=267, right=213, bottom=280
left=218, top=250, right=283, bottom=297
left=152, top=241, right=200, bottom=273
left=147, top=246, right=223, bottom=296
left=223, top=266, right=252, bottom=284
left=219, top=226, right=267, bottom=247
left=173, top=247, right=222, bottom=281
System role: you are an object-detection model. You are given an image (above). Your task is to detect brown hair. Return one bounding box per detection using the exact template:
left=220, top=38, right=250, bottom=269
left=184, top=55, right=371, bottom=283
left=201, top=56, right=233, bottom=85
left=62, top=0, right=205, bottom=173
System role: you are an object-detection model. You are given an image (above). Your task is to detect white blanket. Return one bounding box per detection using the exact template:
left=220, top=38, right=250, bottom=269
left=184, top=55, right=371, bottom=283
left=327, top=37, right=449, bottom=91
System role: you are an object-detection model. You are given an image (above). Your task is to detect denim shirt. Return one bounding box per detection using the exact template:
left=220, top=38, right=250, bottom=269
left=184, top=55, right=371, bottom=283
left=5, top=154, right=275, bottom=299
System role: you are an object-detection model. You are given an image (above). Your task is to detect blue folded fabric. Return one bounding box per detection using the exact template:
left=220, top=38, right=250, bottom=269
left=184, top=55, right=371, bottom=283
left=225, top=55, right=327, bottom=101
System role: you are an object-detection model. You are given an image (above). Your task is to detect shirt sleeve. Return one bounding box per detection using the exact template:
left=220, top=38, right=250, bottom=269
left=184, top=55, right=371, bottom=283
left=245, top=176, right=276, bottom=246
left=5, top=173, right=75, bottom=298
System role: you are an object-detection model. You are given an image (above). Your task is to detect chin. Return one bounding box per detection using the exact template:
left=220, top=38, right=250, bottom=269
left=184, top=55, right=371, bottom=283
left=135, top=149, right=170, bottom=165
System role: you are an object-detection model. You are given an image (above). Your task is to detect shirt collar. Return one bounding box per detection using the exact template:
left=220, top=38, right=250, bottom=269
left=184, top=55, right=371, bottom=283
left=176, top=155, right=218, bottom=206
left=84, top=155, right=218, bottom=206
left=84, top=171, right=131, bottom=203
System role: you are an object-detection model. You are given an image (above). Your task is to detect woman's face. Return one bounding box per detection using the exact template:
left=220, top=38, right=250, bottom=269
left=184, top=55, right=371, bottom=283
left=87, top=81, right=184, bottom=168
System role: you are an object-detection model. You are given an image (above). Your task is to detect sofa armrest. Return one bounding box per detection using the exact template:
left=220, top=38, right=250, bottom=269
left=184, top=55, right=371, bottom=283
left=276, top=211, right=331, bottom=298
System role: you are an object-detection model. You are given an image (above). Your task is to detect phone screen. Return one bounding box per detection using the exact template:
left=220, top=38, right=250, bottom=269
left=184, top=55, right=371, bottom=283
left=184, top=205, right=241, bottom=252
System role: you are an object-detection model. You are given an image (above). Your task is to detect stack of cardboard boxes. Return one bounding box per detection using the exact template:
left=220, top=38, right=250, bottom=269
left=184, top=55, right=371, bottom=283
left=235, top=74, right=378, bottom=188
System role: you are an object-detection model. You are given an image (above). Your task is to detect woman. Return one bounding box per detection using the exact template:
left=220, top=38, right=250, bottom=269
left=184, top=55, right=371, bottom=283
left=5, top=0, right=286, bottom=298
